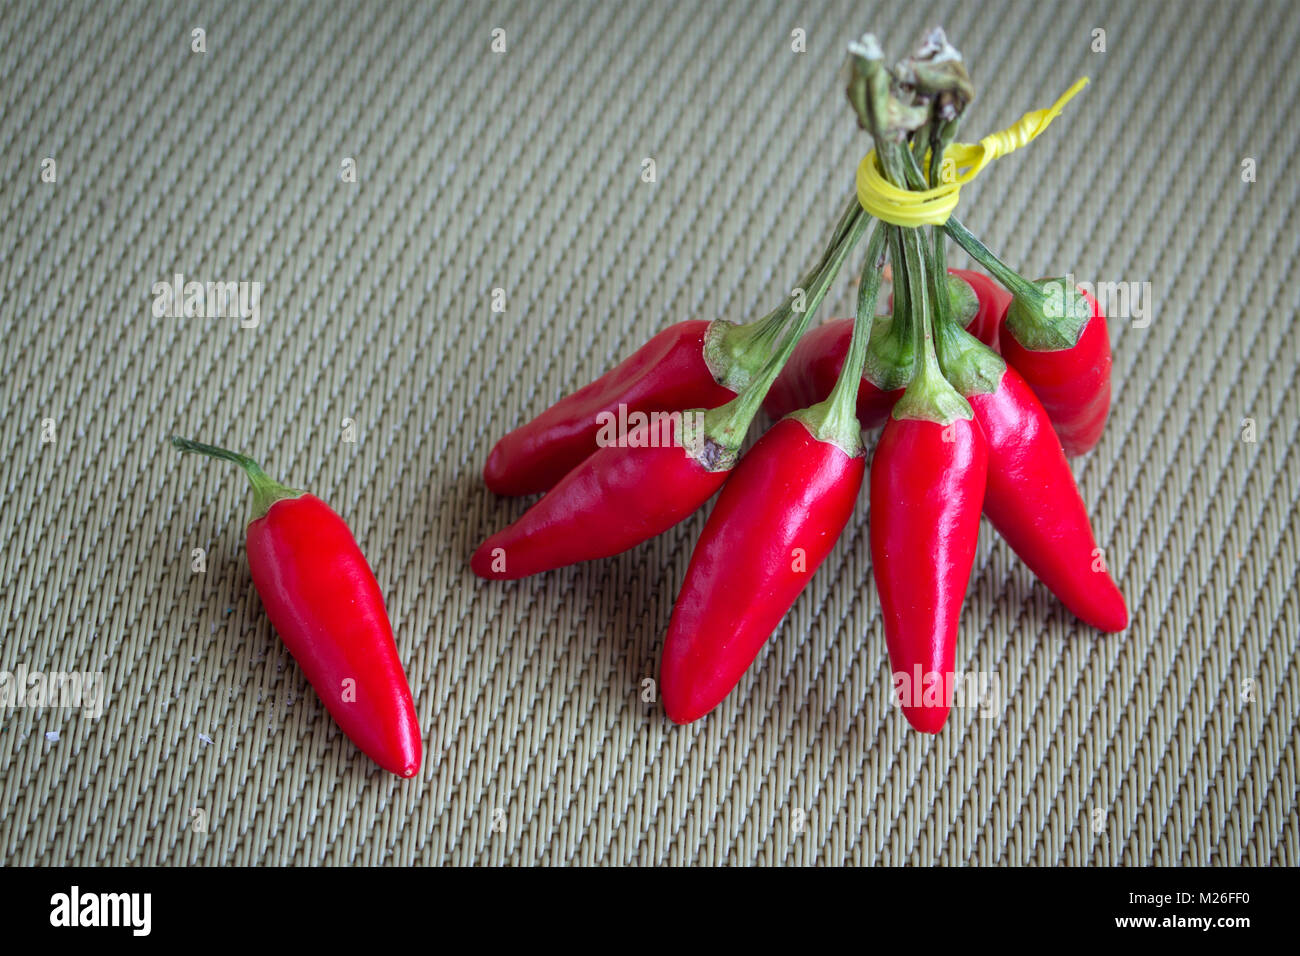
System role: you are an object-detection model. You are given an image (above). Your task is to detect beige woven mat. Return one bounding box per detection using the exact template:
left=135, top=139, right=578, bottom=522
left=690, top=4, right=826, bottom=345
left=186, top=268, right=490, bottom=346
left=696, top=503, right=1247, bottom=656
left=1, top=0, right=1296, bottom=866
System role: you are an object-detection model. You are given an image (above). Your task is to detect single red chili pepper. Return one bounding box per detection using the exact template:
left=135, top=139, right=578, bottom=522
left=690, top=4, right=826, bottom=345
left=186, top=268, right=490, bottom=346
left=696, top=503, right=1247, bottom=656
left=474, top=203, right=873, bottom=579
left=172, top=437, right=421, bottom=777
left=473, top=413, right=732, bottom=579
left=661, top=417, right=865, bottom=722
left=945, top=217, right=1112, bottom=456
left=660, top=225, right=886, bottom=723
left=870, top=228, right=987, bottom=735
left=967, top=366, right=1128, bottom=631
left=484, top=197, right=867, bottom=497
left=872, top=424, right=986, bottom=733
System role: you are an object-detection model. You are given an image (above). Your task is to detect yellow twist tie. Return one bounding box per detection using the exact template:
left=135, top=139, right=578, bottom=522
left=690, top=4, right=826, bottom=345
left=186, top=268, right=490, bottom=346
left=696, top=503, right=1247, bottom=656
left=856, top=77, right=1089, bottom=227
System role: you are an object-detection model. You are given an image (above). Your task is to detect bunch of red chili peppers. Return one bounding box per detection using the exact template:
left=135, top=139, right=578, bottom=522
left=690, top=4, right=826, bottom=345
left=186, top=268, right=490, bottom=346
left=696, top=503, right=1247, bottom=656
left=476, top=29, right=1126, bottom=733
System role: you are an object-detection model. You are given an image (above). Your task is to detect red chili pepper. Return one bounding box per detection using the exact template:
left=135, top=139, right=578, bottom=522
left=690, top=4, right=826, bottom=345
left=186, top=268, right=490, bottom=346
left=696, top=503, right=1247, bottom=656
left=870, top=226, right=988, bottom=735
left=472, top=413, right=731, bottom=579
left=871, top=414, right=986, bottom=733
left=967, top=366, right=1127, bottom=631
left=999, top=285, right=1111, bottom=456
left=932, top=289, right=1127, bottom=633
left=482, top=320, right=736, bottom=497
left=660, top=418, right=864, bottom=722
left=660, top=224, right=887, bottom=723
left=172, top=438, right=421, bottom=777
left=944, top=219, right=1112, bottom=456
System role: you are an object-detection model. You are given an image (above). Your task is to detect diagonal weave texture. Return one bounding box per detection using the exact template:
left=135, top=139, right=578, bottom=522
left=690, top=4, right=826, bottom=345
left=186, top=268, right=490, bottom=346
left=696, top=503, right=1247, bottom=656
left=0, top=0, right=1296, bottom=866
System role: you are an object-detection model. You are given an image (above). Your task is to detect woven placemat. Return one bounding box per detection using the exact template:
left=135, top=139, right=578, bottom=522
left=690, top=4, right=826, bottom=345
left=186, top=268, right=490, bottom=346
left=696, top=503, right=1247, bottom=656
left=1, top=0, right=1296, bottom=865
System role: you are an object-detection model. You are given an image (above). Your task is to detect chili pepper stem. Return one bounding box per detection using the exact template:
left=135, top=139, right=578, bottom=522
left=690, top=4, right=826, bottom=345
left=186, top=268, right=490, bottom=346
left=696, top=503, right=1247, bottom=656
left=171, top=436, right=305, bottom=520
left=795, top=222, right=888, bottom=453
left=893, top=141, right=985, bottom=339
left=705, top=193, right=863, bottom=391
left=943, top=216, right=1040, bottom=303
left=863, top=225, right=915, bottom=390
left=890, top=227, right=971, bottom=424
left=921, top=140, right=1005, bottom=397
left=944, top=203, right=1091, bottom=350
left=703, top=207, right=871, bottom=457
left=927, top=182, right=1087, bottom=350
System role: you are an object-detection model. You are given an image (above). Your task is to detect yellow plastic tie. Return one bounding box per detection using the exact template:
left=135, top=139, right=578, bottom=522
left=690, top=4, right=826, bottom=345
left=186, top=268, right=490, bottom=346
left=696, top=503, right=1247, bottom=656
left=856, top=77, right=1089, bottom=227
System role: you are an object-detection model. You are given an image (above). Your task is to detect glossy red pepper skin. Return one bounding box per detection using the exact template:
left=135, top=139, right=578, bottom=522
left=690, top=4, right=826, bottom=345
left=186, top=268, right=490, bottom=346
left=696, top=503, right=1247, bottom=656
left=870, top=417, right=987, bottom=734
left=483, top=320, right=736, bottom=496
left=969, top=367, right=1127, bottom=632
left=948, top=267, right=1010, bottom=351
left=999, top=288, right=1111, bottom=456
left=247, top=494, right=421, bottom=777
left=660, top=418, right=863, bottom=723
left=473, top=416, right=729, bottom=579
left=761, top=319, right=901, bottom=427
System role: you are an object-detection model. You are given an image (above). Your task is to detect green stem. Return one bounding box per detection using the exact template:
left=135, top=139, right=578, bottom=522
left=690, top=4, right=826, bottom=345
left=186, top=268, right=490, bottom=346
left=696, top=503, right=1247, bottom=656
left=943, top=216, right=1042, bottom=306
left=887, top=225, right=909, bottom=322
left=861, top=230, right=916, bottom=392
left=709, top=192, right=863, bottom=387
left=875, top=141, right=911, bottom=190
left=171, top=436, right=304, bottom=520
left=902, top=230, right=939, bottom=384
left=847, top=223, right=890, bottom=388
left=885, top=144, right=972, bottom=330
left=911, top=118, right=933, bottom=173
left=926, top=145, right=955, bottom=334
left=801, top=222, right=887, bottom=451
left=912, top=145, right=1004, bottom=397
left=890, top=228, right=971, bottom=424
left=897, top=143, right=930, bottom=190
left=704, top=207, right=871, bottom=456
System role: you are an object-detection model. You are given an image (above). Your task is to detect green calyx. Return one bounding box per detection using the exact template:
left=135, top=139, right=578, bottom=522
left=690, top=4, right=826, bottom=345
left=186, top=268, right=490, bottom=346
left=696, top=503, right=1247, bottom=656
left=891, top=362, right=973, bottom=424
left=864, top=315, right=913, bottom=391
left=935, top=317, right=1005, bottom=397
left=1005, top=278, right=1092, bottom=351
left=171, top=436, right=305, bottom=521
left=946, top=272, right=978, bottom=328
left=669, top=408, right=735, bottom=472
left=703, top=316, right=770, bottom=393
